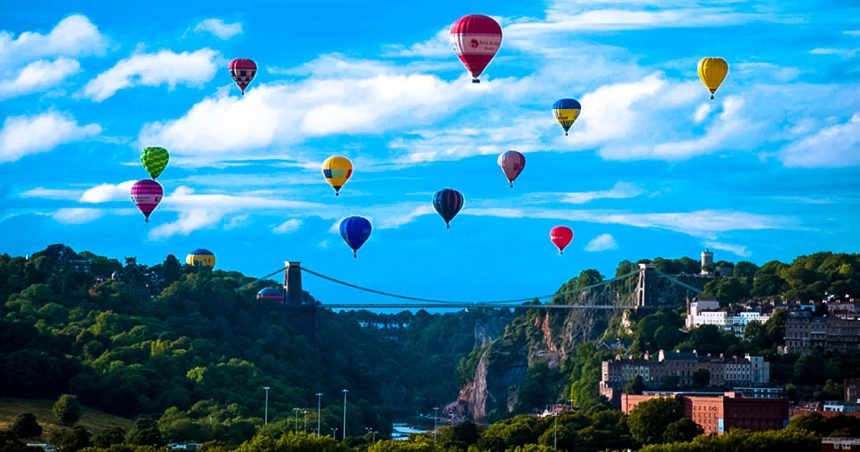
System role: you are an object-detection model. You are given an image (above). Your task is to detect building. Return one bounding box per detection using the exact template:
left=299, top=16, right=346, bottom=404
left=846, top=378, right=860, bottom=404
left=685, top=299, right=772, bottom=336
left=822, top=438, right=860, bottom=452
left=701, top=249, right=714, bottom=276
left=784, top=311, right=860, bottom=353
left=621, top=392, right=789, bottom=435
left=827, top=301, right=858, bottom=318
left=600, top=350, right=771, bottom=407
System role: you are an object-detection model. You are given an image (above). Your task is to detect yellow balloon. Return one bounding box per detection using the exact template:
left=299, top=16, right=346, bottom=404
left=697, top=57, right=729, bottom=100
left=185, top=249, right=216, bottom=269
left=322, top=156, right=353, bottom=196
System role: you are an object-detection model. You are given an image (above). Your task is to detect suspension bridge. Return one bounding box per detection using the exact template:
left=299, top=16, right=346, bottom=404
left=239, top=262, right=703, bottom=311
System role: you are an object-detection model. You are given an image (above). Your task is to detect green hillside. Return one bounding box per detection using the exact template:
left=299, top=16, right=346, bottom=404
left=0, top=397, right=132, bottom=439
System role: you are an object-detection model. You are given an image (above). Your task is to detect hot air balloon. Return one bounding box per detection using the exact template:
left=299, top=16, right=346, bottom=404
left=433, top=188, right=464, bottom=229
left=130, top=179, right=163, bottom=223
left=697, top=57, right=728, bottom=100
left=450, top=14, right=502, bottom=83
left=185, top=248, right=216, bottom=269
left=257, top=287, right=285, bottom=304
left=552, top=99, right=581, bottom=136
left=498, top=150, right=525, bottom=188
left=322, top=156, right=353, bottom=196
left=229, top=58, right=257, bottom=95
left=550, top=226, right=573, bottom=255
left=140, top=146, right=169, bottom=179
left=339, top=216, right=372, bottom=258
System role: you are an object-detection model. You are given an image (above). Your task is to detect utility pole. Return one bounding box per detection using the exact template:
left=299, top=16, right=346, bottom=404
left=263, top=387, right=270, bottom=425
left=433, top=407, right=439, bottom=442
left=316, top=393, right=323, bottom=437
left=342, top=389, right=348, bottom=440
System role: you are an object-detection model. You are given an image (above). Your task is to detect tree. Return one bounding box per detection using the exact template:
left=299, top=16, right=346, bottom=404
left=162, top=254, right=183, bottom=285
left=93, top=426, right=127, bottom=447
left=733, top=261, right=759, bottom=279
left=11, top=413, right=42, bottom=438
left=692, top=368, right=710, bottom=388
left=128, top=417, right=165, bottom=447
left=662, top=419, right=703, bottom=443
left=624, top=376, right=646, bottom=395
left=627, top=397, right=684, bottom=445
left=50, top=425, right=93, bottom=451
left=0, top=431, right=29, bottom=452
left=703, top=278, right=750, bottom=307
left=53, top=394, right=82, bottom=426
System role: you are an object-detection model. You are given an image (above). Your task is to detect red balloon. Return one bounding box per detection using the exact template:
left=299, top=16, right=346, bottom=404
left=497, top=150, right=525, bottom=188
left=550, top=226, right=573, bottom=255
left=229, top=58, right=257, bottom=95
left=450, top=14, right=502, bottom=83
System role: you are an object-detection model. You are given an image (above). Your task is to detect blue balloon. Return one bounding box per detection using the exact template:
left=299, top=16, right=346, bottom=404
left=339, top=216, right=372, bottom=258
left=433, top=188, right=465, bottom=229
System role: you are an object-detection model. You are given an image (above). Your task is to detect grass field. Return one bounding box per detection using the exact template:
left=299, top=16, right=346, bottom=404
left=0, top=397, right=133, bottom=440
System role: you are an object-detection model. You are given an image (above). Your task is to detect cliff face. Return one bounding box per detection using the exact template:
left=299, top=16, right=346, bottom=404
left=449, top=307, right=613, bottom=422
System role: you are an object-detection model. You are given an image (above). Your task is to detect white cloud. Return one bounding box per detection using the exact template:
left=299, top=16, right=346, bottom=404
left=557, top=182, right=642, bottom=204
left=80, top=180, right=137, bottom=203
left=0, top=58, right=81, bottom=99
left=693, top=103, right=712, bottom=123
left=83, top=49, right=219, bottom=101
left=53, top=208, right=103, bottom=224
left=20, top=187, right=81, bottom=200
left=809, top=48, right=859, bottom=57
left=382, top=28, right=451, bottom=58
left=273, top=219, right=302, bottom=233
left=193, top=19, right=243, bottom=40
left=0, top=112, right=101, bottom=163
left=704, top=241, right=750, bottom=258
left=139, top=65, right=485, bottom=157
left=149, top=186, right=325, bottom=239
left=0, top=15, right=108, bottom=67
left=780, top=113, right=860, bottom=168
left=585, top=233, right=618, bottom=252
left=464, top=205, right=792, bottom=240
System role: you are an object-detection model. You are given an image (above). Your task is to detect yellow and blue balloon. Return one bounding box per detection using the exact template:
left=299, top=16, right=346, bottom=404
left=552, top=99, right=581, bottom=136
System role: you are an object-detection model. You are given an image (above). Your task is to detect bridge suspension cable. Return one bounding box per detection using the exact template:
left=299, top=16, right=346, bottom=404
left=300, top=266, right=639, bottom=306
left=655, top=271, right=704, bottom=294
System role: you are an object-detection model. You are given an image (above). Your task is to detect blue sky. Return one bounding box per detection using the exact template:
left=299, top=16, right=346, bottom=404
left=1, top=0, right=859, bottom=306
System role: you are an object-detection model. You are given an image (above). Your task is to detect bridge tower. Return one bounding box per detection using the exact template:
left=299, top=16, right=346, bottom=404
left=284, top=261, right=303, bottom=305
left=283, top=261, right=318, bottom=340
left=634, top=263, right=657, bottom=309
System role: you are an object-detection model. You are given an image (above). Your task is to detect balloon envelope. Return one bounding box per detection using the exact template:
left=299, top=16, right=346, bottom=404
left=257, top=287, right=285, bottom=304
left=322, top=156, right=354, bottom=196
left=497, top=151, right=526, bottom=187
left=229, top=58, right=257, bottom=95
left=550, top=226, right=573, bottom=254
left=433, top=188, right=465, bottom=228
left=340, top=216, right=372, bottom=257
left=697, top=57, right=728, bottom=99
left=552, top=99, right=581, bottom=135
left=130, top=179, right=163, bottom=223
left=140, top=146, right=169, bottom=179
left=185, top=248, right=216, bottom=269
left=450, top=14, right=502, bottom=83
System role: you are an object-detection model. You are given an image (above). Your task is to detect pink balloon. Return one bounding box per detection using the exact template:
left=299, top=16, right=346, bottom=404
left=550, top=226, right=573, bottom=254
left=131, top=179, right=163, bottom=223
left=497, top=150, right=526, bottom=188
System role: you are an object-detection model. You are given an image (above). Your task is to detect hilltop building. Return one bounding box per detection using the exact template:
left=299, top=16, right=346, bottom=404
left=600, top=350, right=770, bottom=407
left=685, top=299, right=772, bottom=336
left=783, top=311, right=860, bottom=354
left=621, top=392, right=789, bottom=435
left=700, top=249, right=714, bottom=276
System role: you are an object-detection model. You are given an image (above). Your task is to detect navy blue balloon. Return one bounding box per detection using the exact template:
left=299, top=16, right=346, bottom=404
left=339, top=216, right=372, bottom=258
left=433, top=188, right=464, bottom=229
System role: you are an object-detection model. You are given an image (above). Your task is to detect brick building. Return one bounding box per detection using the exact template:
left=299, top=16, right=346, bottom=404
left=600, top=350, right=770, bottom=407
left=621, top=392, right=789, bottom=435
left=784, top=311, right=860, bottom=353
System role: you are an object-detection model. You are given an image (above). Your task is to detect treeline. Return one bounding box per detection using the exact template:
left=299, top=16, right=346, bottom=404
left=0, top=245, right=508, bottom=443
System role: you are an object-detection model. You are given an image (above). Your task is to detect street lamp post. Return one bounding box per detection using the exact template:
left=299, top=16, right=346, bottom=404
left=263, top=387, right=270, bottom=425
left=554, top=413, right=558, bottom=450
left=433, top=407, right=439, bottom=442
left=293, top=408, right=300, bottom=433
left=331, top=427, right=338, bottom=440
left=303, top=410, right=308, bottom=433
left=316, top=393, right=323, bottom=437
left=342, top=389, right=349, bottom=440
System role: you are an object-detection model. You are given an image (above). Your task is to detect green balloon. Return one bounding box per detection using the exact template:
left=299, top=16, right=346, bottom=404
left=141, top=147, right=169, bottom=179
